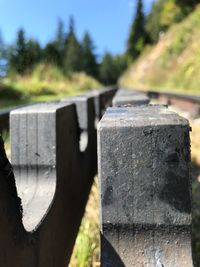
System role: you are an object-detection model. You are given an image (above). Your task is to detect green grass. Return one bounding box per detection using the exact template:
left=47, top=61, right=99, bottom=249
left=70, top=178, right=100, bottom=267
left=120, top=5, right=200, bottom=95
left=0, top=63, right=101, bottom=108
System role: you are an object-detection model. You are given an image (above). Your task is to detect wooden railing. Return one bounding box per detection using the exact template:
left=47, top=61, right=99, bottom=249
left=0, top=87, right=195, bottom=266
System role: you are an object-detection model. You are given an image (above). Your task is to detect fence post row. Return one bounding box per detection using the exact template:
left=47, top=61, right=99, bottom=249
left=0, top=87, right=116, bottom=267
left=98, top=90, right=193, bottom=266
left=112, top=88, right=149, bottom=107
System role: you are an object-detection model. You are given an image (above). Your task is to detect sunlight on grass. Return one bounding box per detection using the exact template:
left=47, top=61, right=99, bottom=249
left=120, top=6, right=200, bottom=95
left=69, top=177, right=100, bottom=267
left=0, top=63, right=101, bottom=108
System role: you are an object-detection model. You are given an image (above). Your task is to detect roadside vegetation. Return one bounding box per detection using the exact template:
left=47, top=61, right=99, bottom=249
left=121, top=2, right=200, bottom=95
left=1, top=0, right=200, bottom=266
left=0, top=63, right=101, bottom=108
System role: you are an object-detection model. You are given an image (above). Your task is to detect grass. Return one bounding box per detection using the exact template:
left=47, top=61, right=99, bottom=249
left=2, top=59, right=200, bottom=265
left=69, top=178, right=100, bottom=267
left=0, top=63, right=101, bottom=108
left=120, top=5, right=200, bottom=95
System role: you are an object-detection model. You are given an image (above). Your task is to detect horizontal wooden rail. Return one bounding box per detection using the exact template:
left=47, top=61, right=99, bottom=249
left=147, top=90, right=200, bottom=118
left=0, top=86, right=195, bottom=266
left=0, top=86, right=117, bottom=133
left=148, top=90, right=200, bottom=104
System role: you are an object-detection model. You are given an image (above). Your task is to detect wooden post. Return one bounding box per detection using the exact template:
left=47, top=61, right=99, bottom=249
left=98, top=105, right=193, bottom=267
left=112, top=88, right=149, bottom=107
left=0, top=87, right=117, bottom=266
left=9, top=99, right=96, bottom=266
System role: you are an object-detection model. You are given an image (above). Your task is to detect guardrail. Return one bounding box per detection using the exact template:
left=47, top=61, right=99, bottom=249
left=147, top=90, right=200, bottom=118
left=0, top=87, right=195, bottom=266
left=0, top=86, right=117, bottom=267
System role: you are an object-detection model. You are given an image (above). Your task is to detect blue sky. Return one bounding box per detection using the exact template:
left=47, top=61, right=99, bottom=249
left=0, top=0, right=155, bottom=56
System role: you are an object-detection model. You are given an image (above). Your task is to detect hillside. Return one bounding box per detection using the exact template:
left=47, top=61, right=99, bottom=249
left=120, top=5, right=200, bottom=94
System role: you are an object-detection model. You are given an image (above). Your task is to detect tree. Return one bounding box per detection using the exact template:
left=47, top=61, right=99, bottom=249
left=127, top=0, right=148, bottom=62
left=55, top=19, right=65, bottom=52
left=25, top=39, right=41, bottom=70
left=65, top=16, right=75, bottom=46
left=9, top=28, right=27, bottom=74
left=63, top=16, right=82, bottom=74
left=99, top=52, right=126, bottom=85
left=43, top=42, right=60, bottom=66
left=54, top=19, right=65, bottom=67
left=81, top=32, right=98, bottom=78
left=175, top=0, right=198, bottom=8
left=146, top=0, right=190, bottom=43
left=145, top=0, right=166, bottom=43
left=42, top=19, right=65, bottom=67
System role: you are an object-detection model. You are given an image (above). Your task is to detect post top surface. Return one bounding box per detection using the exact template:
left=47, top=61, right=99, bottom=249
left=11, top=102, right=73, bottom=115
left=113, top=94, right=149, bottom=102
left=98, top=105, right=189, bottom=128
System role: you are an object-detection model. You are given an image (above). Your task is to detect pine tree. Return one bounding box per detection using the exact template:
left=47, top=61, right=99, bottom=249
left=63, top=16, right=82, bottom=74
left=99, top=53, right=118, bottom=85
left=99, top=52, right=127, bottom=85
left=175, top=0, right=198, bottom=8
left=25, top=39, right=41, bottom=70
left=43, top=42, right=60, bottom=66
left=55, top=19, right=65, bottom=52
left=81, top=32, right=98, bottom=78
left=54, top=19, right=65, bottom=67
left=10, top=28, right=27, bottom=73
left=127, top=0, right=147, bottom=62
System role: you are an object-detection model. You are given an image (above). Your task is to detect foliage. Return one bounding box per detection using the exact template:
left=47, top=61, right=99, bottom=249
left=0, top=81, right=23, bottom=99
left=55, top=19, right=65, bottom=55
left=9, top=29, right=27, bottom=74
left=81, top=32, right=98, bottom=78
left=69, top=178, right=100, bottom=267
left=146, top=0, right=185, bottom=43
left=1, top=15, right=127, bottom=85
left=127, top=0, right=148, bottom=62
left=120, top=5, right=200, bottom=95
left=0, top=63, right=101, bottom=108
left=99, top=52, right=127, bottom=85
left=9, top=29, right=41, bottom=74
left=63, top=17, right=82, bottom=74
left=25, top=39, right=41, bottom=69
left=175, top=0, right=199, bottom=9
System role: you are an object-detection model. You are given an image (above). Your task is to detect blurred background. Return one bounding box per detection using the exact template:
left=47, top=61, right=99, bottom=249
left=0, top=0, right=200, bottom=266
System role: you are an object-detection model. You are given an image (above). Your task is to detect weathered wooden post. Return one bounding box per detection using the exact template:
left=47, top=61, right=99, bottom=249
left=8, top=97, right=99, bottom=266
left=86, top=86, right=118, bottom=123
left=0, top=87, right=116, bottom=266
left=112, top=88, right=149, bottom=107
left=98, top=105, right=193, bottom=267
left=10, top=102, right=84, bottom=266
